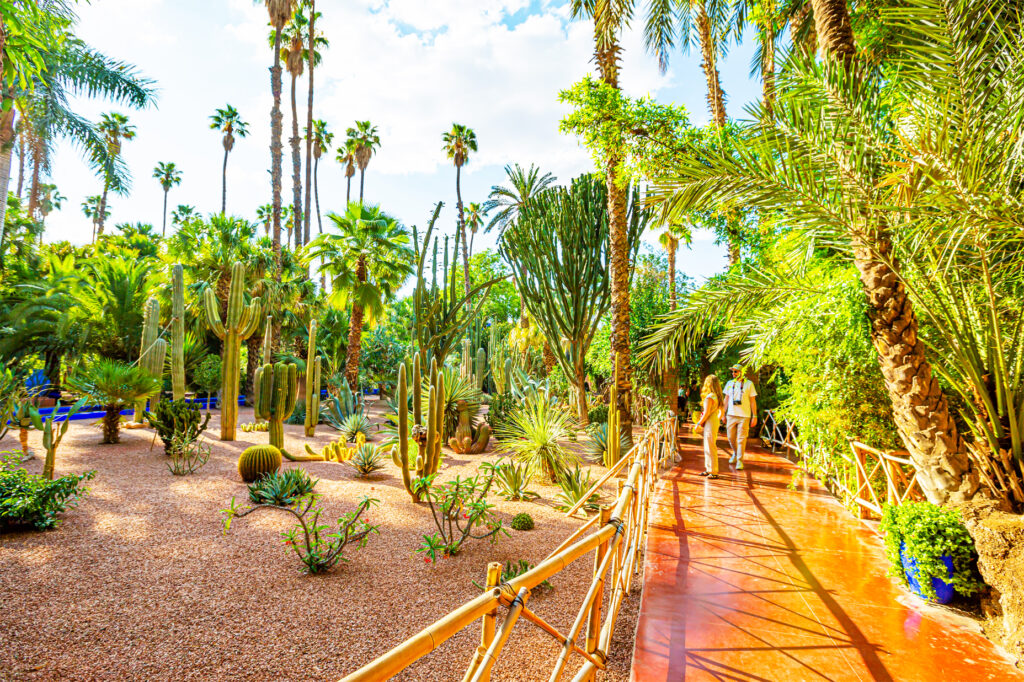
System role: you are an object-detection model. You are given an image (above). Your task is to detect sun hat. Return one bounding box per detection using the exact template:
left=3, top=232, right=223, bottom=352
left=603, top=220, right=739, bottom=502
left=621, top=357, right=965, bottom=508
left=730, top=364, right=741, bottom=371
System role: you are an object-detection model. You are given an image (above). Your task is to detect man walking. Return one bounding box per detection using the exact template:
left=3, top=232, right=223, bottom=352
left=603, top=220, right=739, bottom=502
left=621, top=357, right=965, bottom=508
left=723, top=364, right=757, bottom=470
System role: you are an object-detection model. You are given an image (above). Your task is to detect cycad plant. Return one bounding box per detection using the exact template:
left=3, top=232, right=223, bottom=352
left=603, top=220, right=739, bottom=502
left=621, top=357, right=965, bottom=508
left=496, top=395, right=580, bottom=482
left=70, top=359, right=161, bottom=444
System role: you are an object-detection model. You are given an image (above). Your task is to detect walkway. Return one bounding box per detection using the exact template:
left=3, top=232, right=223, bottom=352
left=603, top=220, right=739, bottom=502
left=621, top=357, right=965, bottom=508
left=631, top=434, right=1022, bottom=681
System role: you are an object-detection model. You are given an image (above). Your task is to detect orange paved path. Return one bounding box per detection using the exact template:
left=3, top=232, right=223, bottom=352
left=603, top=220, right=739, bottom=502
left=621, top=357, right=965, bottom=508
left=630, top=435, right=1022, bottom=681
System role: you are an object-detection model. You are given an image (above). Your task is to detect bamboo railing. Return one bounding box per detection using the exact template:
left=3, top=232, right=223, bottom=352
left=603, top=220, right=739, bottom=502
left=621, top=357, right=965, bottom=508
left=759, top=410, right=923, bottom=519
left=340, top=418, right=677, bottom=682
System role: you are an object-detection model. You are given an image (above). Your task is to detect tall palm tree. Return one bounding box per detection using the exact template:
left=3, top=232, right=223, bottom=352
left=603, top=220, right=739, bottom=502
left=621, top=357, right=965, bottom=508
left=258, top=0, right=296, bottom=276
left=733, top=0, right=781, bottom=117
left=483, top=163, right=556, bottom=236
left=307, top=119, right=333, bottom=235
left=658, top=222, right=687, bottom=419
left=464, top=201, right=485, bottom=261
left=346, top=120, right=380, bottom=204
left=152, top=161, right=181, bottom=236
left=275, top=16, right=305, bottom=249
left=38, top=183, right=63, bottom=230
left=442, top=123, right=478, bottom=296
left=171, top=204, right=197, bottom=227
left=81, top=194, right=106, bottom=242
left=301, top=0, right=328, bottom=246
left=94, top=112, right=135, bottom=239
left=336, top=138, right=357, bottom=205
left=305, top=202, right=414, bottom=387
left=209, top=104, right=249, bottom=215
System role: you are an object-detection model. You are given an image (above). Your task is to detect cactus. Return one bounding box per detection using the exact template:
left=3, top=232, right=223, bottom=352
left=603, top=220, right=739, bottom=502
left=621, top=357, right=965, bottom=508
left=304, top=434, right=365, bottom=463
left=253, top=315, right=273, bottom=421
left=241, top=421, right=269, bottom=432
left=304, top=321, right=320, bottom=437
left=254, top=361, right=297, bottom=452
left=474, top=347, right=486, bottom=391
left=134, top=297, right=163, bottom=422
left=447, top=400, right=491, bottom=454
left=203, top=262, right=261, bottom=440
left=237, top=444, right=282, bottom=482
left=412, top=353, right=422, bottom=427
left=30, top=398, right=87, bottom=480
left=391, top=358, right=445, bottom=502
left=12, top=399, right=34, bottom=458
left=145, top=399, right=211, bottom=455
left=170, top=264, right=186, bottom=401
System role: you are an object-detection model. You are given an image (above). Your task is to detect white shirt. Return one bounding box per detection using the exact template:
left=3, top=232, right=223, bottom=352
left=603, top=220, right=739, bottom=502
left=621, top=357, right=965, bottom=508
left=723, top=379, right=757, bottom=419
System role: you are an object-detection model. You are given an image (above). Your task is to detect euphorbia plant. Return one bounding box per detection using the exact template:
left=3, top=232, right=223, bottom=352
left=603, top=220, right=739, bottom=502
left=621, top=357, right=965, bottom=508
left=413, top=471, right=507, bottom=563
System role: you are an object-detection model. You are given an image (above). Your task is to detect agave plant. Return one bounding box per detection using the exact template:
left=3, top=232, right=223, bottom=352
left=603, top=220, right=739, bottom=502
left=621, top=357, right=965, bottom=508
left=484, top=461, right=539, bottom=501
left=247, top=469, right=318, bottom=506
left=320, top=391, right=364, bottom=430
left=584, top=423, right=633, bottom=464
left=340, top=413, right=371, bottom=442
left=69, top=359, right=161, bottom=444
left=554, top=465, right=600, bottom=513
left=496, top=395, right=579, bottom=482
left=346, top=444, right=386, bottom=477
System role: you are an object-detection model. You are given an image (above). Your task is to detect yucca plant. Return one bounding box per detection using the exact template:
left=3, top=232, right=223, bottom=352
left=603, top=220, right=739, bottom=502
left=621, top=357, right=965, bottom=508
left=554, top=465, right=600, bottom=513
left=584, top=423, right=633, bottom=464
left=340, top=413, right=371, bottom=442
left=496, top=395, right=580, bottom=482
left=69, top=359, right=161, bottom=444
left=247, top=469, right=318, bottom=506
left=485, top=461, right=539, bottom=501
left=346, top=444, right=386, bottom=477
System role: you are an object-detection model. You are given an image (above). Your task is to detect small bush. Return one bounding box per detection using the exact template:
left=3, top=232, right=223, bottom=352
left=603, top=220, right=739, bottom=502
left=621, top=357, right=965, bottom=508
left=248, top=469, right=318, bottom=506
left=146, top=399, right=211, bottom=456
left=511, top=512, right=534, bottom=531
left=413, top=471, right=507, bottom=562
left=487, top=461, right=539, bottom=501
left=587, top=404, right=609, bottom=425
left=0, top=452, right=95, bottom=530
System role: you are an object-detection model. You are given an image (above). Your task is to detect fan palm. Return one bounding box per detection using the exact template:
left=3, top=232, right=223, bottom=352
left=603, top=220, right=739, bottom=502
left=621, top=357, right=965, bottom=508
left=94, top=112, right=135, bottom=238
left=152, top=162, right=181, bottom=236
left=299, top=1, right=328, bottom=245
left=483, top=163, right=555, bottom=236
left=336, top=138, right=357, bottom=205
left=463, top=201, right=485, bottom=260
left=81, top=195, right=106, bottom=241
left=306, top=118, right=333, bottom=235
left=441, top=122, right=477, bottom=296
left=305, top=202, right=414, bottom=387
left=209, top=104, right=249, bottom=215
left=38, top=183, right=64, bottom=229
left=70, top=359, right=160, bottom=444
left=171, top=204, right=197, bottom=227
left=347, top=120, right=380, bottom=204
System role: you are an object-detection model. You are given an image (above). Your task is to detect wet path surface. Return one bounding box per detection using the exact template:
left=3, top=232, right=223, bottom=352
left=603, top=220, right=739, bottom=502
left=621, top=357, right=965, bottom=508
left=630, top=436, right=1021, bottom=681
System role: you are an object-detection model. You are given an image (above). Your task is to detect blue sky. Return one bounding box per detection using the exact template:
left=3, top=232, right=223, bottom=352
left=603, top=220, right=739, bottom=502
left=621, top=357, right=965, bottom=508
left=46, top=0, right=763, bottom=283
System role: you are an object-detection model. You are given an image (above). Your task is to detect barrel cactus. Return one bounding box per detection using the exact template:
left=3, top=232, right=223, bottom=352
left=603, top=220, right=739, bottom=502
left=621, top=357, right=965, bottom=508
left=237, top=444, right=282, bottom=482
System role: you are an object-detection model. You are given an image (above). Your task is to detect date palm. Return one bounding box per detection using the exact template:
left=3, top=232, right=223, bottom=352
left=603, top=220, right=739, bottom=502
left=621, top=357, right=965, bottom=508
left=95, top=112, right=135, bottom=239
left=152, top=161, right=181, bottom=236
left=306, top=119, right=333, bottom=235
left=483, top=163, right=555, bottom=237
left=81, top=194, right=107, bottom=242
left=336, top=138, right=357, bottom=205
left=69, top=359, right=160, bottom=444
left=346, top=120, right=380, bottom=204
left=305, top=202, right=414, bottom=387
left=38, top=183, right=64, bottom=230
left=274, top=15, right=306, bottom=249
left=209, top=104, right=249, bottom=215
left=442, top=123, right=477, bottom=296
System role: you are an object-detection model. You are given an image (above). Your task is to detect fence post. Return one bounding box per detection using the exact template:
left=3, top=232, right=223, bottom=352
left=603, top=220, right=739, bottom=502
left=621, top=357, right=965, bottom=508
left=585, top=505, right=613, bottom=675
left=854, top=444, right=870, bottom=519
left=464, top=561, right=503, bottom=682
left=887, top=458, right=899, bottom=507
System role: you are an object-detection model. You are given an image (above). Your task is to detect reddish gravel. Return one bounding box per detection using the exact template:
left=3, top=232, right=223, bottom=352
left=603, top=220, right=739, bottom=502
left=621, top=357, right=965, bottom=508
left=0, top=400, right=644, bottom=681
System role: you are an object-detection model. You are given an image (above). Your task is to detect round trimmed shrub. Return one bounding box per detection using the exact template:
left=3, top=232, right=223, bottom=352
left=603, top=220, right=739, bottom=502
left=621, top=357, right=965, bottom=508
left=238, top=444, right=283, bottom=482
left=511, top=512, right=534, bottom=531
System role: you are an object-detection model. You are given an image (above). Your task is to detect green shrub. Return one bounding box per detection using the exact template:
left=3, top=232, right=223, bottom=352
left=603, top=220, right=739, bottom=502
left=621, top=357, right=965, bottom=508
left=487, top=461, right=539, bottom=501
left=146, top=399, right=211, bottom=455
left=247, top=469, right=318, bottom=506
left=511, top=512, right=534, bottom=531
left=413, top=471, right=507, bottom=562
left=0, top=452, right=96, bottom=530
left=496, top=396, right=580, bottom=482
left=880, top=502, right=984, bottom=600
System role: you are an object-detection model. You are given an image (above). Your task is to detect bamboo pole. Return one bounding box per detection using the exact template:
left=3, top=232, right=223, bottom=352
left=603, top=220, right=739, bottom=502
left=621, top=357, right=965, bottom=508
left=519, top=606, right=605, bottom=670
left=586, top=506, right=612, bottom=660
left=463, top=562, right=504, bottom=682
left=545, top=512, right=601, bottom=562
left=469, top=588, right=529, bottom=682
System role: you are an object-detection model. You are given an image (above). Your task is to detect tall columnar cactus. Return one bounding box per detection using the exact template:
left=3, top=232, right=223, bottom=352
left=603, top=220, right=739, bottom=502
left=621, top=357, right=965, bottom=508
left=474, top=347, right=486, bottom=391
left=391, top=358, right=445, bottom=502
left=203, top=262, right=261, bottom=440
left=412, top=353, right=422, bottom=427
left=461, top=338, right=472, bottom=380
left=134, top=297, right=161, bottom=422
left=254, top=361, right=297, bottom=453
left=304, top=320, right=320, bottom=437
left=253, top=315, right=273, bottom=421
left=170, top=264, right=186, bottom=402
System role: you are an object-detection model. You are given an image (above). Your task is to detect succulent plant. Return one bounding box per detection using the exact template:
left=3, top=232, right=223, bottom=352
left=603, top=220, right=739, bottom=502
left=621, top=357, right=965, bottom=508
left=240, top=421, right=269, bottom=432
left=510, top=512, right=535, bottom=531
left=254, top=361, right=297, bottom=453
left=346, top=444, right=385, bottom=477
left=304, top=320, right=321, bottom=437
left=170, top=264, right=186, bottom=402
left=246, top=467, right=316, bottom=504
left=391, top=358, right=445, bottom=503
left=304, top=434, right=366, bottom=463
left=237, top=444, right=283, bottom=482
left=447, top=399, right=491, bottom=454
left=134, top=297, right=166, bottom=422
left=340, top=413, right=371, bottom=442
left=145, top=399, right=211, bottom=456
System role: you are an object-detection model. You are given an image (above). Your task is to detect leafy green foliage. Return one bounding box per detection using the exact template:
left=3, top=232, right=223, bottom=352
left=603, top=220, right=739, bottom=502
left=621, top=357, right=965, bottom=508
left=510, top=512, right=534, bottom=531
left=247, top=469, right=318, bottom=506
left=0, top=453, right=95, bottom=530
left=880, top=502, right=984, bottom=600
left=339, top=413, right=371, bottom=442
left=555, top=465, right=600, bottom=514
left=413, top=471, right=507, bottom=562
left=496, top=396, right=580, bottom=482
left=486, top=461, right=538, bottom=501
left=587, top=404, right=609, bottom=425
left=345, top=444, right=385, bottom=477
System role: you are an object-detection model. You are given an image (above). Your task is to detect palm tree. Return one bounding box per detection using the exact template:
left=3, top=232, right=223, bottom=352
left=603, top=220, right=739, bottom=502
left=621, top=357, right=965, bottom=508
left=732, top=0, right=782, bottom=117
left=81, top=194, right=107, bottom=242
left=307, top=119, right=333, bottom=235
left=336, top=138, right=357, bottom=204
left=38, top=183, right=63, bottom=229
left=301, top=0, right=328, bottom=246
left=152, top=161, right=182, bottom=236
left=171, top=204, right=197, bottom=227
left=442, top=123, right=478, bottom=296
left=258, top=0, right=297, bottom=275
left=274, top=14, right=305, bottom=249
left=305, top=202, right=414, bottom=387
left=209, top=104, right=249, bottom=215
left=658, top=222, right=687, bottom=420
left=346, top=120, right=380, bottom=204
left=483, top=163, right=555, bottom=236
left=69, top=359, right=160, bottom=444
left=464, top=201, right=485, bottom=261
left=95, top=112, right=135, bottom=238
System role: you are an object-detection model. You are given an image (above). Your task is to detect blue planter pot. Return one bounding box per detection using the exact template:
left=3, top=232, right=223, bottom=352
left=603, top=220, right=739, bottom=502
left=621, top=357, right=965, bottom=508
left=900, top=542, right=957, bottom=604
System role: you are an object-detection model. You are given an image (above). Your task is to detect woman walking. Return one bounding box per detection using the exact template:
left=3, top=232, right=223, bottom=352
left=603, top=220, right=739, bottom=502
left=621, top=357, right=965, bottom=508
left=696, top=375, right=724, bottom=479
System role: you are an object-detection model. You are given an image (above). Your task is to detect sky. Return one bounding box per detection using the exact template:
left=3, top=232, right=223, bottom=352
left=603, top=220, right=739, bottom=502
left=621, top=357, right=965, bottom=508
left=46, top=0, right=763, bottom=284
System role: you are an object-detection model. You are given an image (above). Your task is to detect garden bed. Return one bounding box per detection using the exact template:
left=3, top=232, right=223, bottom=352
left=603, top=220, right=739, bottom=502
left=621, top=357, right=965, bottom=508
left=0, top=400, right=641, bottom=681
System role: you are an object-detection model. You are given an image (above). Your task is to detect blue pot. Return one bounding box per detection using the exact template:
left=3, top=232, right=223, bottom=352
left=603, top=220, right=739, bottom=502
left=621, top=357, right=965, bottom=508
left=900, top=542, right=956, bottom=604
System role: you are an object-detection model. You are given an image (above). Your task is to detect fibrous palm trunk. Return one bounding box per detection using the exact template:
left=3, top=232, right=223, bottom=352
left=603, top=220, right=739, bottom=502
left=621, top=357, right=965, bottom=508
left=696, top=2, right=727, bottom=129
left=270, top=28, right=285, bottom=275
left=161, top=188, right=168, bottom=235
left=96, top=180, right=110, bottom=239
left=289, top=71, right=302, bottom=249
left=314, top=155, right=323, bottom=234
left=359, top=167, right=366, bottom=203
left=346, top=174, right=352, bottom=205
left=27, top=133, right=41, bottom=219
left=15, top=124, right=24, bottom=199
left=760, top=4, right=777, bottom=119
left=344, top=256, right=367, bottom=387
left=302, top=0, right=316, bottom=245
left=221, top=144, right=229, bottom=214
left=810, top=0, right=856, bottom=62
left=102, top=405, right=121, bottom=444
left=456, top=163, right=470, bottom=297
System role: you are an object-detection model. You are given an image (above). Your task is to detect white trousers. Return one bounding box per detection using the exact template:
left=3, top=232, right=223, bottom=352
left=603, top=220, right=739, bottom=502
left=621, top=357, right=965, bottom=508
left=703, top=417, right=720, bottom=474
left=726, top=415, right=750, bottom=462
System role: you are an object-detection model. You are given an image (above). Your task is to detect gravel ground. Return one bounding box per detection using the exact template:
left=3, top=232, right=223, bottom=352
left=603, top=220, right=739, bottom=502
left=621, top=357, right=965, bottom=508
left=0, top=400, right=645, bottom=681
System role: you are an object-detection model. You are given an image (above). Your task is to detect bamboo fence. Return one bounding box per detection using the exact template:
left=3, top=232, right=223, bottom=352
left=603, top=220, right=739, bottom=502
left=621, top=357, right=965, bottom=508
left=340, top=418, right=678, bottom=682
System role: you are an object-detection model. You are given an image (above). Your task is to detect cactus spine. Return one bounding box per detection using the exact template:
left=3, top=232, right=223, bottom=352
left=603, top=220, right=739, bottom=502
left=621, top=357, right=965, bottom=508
left=170, top=264, right=186, bottom=401
left=391, top=358, right=445, bottom=502
left=304, top=320, right=320, bottom=437
left=203, top=262, right=261, bottom=440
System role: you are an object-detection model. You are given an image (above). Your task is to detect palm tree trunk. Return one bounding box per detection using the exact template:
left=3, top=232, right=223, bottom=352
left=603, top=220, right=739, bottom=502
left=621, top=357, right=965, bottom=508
left=302, top=0, right=316, bottom=246
left=456, top=163, right=470, bottom=297
left=359, top=168, right=365, bottom=203
left=221, top=146, right=229, bottom=214
left=696, top=2, right=727, bottom=129
left=15, top=124, right=24, bottom=199
left=161, top=188, right=168, bottom=236
left=270, top=28, right=285, bottom=276
left=791, top=2, right=818, bottom=57
left=346, top=175, right=352, bottom=205
left=344, top=255, right=368, bottom=387
left=27, top=133, right=42, bottom=219
left=96, top=180, right=110, bottom=239
left=0, top=138, right=12, bottom=270
left=314, top=155, right=323, bottom=234
left=810, top=0, right=856, bottom=60
left=760, top=6, right=777, bottom=118
left=102, top=404, right=121, bottom=444
left=289, top=72, right=302, bottom=249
